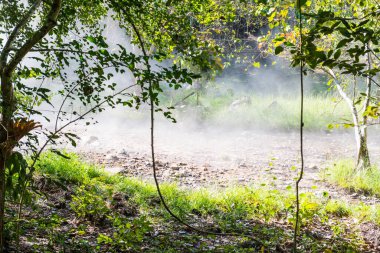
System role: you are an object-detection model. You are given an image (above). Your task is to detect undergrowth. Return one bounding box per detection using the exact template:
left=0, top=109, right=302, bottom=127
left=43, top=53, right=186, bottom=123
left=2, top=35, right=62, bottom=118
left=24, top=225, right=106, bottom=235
left=12, top=152, right=380, bottom=252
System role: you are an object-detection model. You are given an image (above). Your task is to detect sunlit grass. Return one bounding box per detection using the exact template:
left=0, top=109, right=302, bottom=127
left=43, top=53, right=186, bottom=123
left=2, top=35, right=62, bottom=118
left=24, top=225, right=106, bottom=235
left=35, top=152, right=380, bottom=228
left=324, top=159, right=380, bottom=197
left=35, top=152, right=106, bottom=184
left=113, top=91, right=351, bottom=131
left=204, top=94, right=350, bottom=130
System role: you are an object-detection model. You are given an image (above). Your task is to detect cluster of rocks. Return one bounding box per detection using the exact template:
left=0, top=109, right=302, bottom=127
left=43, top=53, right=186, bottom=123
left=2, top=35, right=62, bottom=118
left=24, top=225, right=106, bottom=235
left=80, top=150, right=236, bottom=188
left=78, top=146, right=380, bottom=208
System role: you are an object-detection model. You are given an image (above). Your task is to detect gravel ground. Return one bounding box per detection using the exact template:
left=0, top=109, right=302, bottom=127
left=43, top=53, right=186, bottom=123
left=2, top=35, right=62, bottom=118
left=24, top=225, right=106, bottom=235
left=66, top=120, right=380, bottom=205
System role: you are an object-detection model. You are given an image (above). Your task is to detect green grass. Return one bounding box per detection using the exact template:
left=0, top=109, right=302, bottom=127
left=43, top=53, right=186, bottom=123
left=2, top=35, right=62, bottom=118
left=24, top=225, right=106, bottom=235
left=35, top=152, right=107, bottom=184
left=324, top=159, right=380, bottom=197
left=173, top=93, right=351, bottom=130
left=26, top=152, right=380, bottom=252
left=35, top=152, right=380, bottom=226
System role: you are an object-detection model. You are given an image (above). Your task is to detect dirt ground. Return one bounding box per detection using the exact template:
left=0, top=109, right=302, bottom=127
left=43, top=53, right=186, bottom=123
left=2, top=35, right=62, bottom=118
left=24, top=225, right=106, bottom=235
left=68, top=118, right=380, bottom=205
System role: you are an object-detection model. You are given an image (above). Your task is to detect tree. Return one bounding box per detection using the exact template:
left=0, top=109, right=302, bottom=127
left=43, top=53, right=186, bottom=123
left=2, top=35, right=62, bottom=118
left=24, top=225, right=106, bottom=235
left=255, top=0, right=380, bottom=170
left=0, top=0, right=229, bottom=251
left=286, top=4, right=380, bottom=170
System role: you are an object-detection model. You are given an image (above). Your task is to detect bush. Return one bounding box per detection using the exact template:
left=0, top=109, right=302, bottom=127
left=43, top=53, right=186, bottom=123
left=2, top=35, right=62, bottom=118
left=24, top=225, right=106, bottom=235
left=70, top=184, right=110, bottom=223
left=97, top=216, right=152, bottom=252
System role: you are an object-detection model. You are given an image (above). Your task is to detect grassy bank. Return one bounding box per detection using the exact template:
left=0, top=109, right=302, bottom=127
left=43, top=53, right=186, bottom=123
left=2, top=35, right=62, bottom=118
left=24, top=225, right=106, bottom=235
left=324, top=160, right=380, bottom=197
left=172, top=94, right=350, bottom=130
left=8, top=152, right=380, bottom=252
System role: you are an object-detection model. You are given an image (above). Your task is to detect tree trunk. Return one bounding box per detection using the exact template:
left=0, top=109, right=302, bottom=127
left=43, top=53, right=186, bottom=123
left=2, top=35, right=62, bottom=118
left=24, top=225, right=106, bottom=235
left=0, top=158, right=5, bottom=253
left=329, top=69, right=371, bottom=171
left=0, top=71, right=15, bottom=253
left=0, top=1, right=62, bottom=250
left=356, top=47, right=372, bottom=170
left=355, top=126, right=370, bottom=170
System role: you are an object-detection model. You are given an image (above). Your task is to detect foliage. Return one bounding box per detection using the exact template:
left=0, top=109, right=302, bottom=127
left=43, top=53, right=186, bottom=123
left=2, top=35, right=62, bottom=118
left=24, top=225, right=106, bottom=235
left=270, top=0, right=380, bottom=169
left=0, top=0, right=236, bottom=246
left=5, top=152, right=29, bottom=201
left=24, top=152, right=380, bottom=252
left=70, top=184, right=111, bottom=223
left=1, top=0, right=380, bottom=251
left=325, top=200, right=351, bottom=218
left=97, top=216, right=152, bottom=252
left=36, top=153, right=380, bottom=227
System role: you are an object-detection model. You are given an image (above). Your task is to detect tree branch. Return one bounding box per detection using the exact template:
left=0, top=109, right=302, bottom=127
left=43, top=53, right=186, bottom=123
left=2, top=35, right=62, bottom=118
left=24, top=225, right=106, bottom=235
left=0, top=0, right=43, bottom=69
left=363, top=44, right=372, bottom=126
left=369, top=48, right=380, bottom=62
left=9, top=47, right=88, bottom=54
left=108, top=0, right=262, bottom=244
left=5, top=0, right=62, bottom=73
left=304, top=8, right=380, bottom=21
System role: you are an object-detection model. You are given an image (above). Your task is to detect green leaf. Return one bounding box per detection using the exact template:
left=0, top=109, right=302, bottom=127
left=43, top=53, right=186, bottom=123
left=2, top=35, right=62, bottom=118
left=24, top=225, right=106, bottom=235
left=86, top=36, right=96, bottom=44
left=275, top=46, right=284, bottom=55
left=336, top=39, right=350, bottom=49
left=284, top=42, right=295, bottom=47
left=50, top=149, right=71, bottom=159
left=333, top=50, right=341, bottom=60
left=253, top=62, right=261, bottom=68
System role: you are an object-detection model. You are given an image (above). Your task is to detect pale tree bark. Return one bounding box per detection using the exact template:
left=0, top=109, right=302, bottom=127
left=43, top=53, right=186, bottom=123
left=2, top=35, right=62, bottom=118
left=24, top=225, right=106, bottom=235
left=356, top=47, right=372, bottom=170
left=0, top=1, right=62, bottom=251
left=325, top=68, right=371, bottom=171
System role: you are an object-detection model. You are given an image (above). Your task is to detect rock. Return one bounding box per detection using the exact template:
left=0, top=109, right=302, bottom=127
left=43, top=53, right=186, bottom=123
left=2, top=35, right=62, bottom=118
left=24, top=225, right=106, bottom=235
left=162, top=170, right=171, bottom=178
left=105, top=154, right=119, bottom=162
left=104, top=166, right=124, bottom=174
left=118, top=149, right=128, bottom=156
left=229, top=96, right=252, bottom=110
left=84, top=136, right=99, bottom=145
left=170, top=164, right=180, bottom=170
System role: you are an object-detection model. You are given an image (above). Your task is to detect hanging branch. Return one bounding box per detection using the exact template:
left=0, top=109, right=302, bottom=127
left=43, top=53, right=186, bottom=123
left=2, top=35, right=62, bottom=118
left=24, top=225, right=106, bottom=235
left=109, top=0, right=262, bottom=244
left=15, top=83, right=137, bottom=246
left=293, top=0, right=305, bottom=252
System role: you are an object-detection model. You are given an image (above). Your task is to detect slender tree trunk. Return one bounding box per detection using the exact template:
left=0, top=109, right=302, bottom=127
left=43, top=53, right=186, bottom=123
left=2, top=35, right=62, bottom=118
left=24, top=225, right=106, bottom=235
left=330, top=68, right=371, bottom=170
left=356, top=128, right=370, bottom=170
left=0, top=70, right=15, bottom=253
left=0, top=2, right=62, bottom=251
left=0, top=157, right=5, bottom=253
left=357, top=47, right=373, bottom=170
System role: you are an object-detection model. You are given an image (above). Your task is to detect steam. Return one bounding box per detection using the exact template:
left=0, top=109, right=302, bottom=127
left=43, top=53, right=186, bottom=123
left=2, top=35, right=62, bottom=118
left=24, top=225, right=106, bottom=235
left=16, top=13, right=380, bottom=186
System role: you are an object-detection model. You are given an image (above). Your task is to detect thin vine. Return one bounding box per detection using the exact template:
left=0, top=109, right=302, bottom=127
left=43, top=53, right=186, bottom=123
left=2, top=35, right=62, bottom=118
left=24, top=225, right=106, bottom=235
left=110, top=0, right=262, bottom=244
left=293, top=0, right=305, bottom=252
